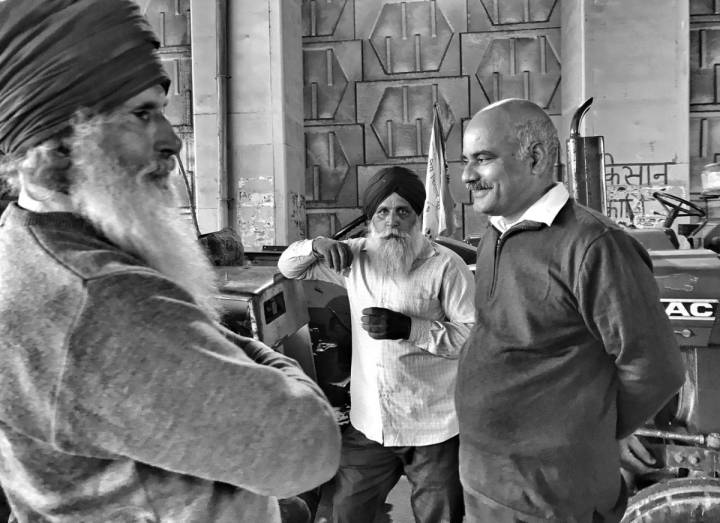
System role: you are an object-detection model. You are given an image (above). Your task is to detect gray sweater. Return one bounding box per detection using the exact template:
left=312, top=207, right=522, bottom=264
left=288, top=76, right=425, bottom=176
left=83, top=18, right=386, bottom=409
left=0, top=203, right=340, bottom=522
left=456, top=200, right=684, bottom=522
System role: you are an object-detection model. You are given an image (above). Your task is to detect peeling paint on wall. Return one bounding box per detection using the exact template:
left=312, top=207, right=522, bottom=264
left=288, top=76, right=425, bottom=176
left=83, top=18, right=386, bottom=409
left=290, top=191, right=307, bottom=240
left=236, top=178, right=276, bottom=248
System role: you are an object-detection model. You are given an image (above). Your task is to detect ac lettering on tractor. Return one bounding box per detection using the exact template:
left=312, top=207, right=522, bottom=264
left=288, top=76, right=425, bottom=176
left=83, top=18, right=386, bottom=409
left=661, top=299, right=719, bottom=320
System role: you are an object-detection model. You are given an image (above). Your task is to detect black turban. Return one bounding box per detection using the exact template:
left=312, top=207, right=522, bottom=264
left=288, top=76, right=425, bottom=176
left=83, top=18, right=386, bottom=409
left=0, top=0, right=170, bottom=156
left=363, top=166, right=426, bottom=218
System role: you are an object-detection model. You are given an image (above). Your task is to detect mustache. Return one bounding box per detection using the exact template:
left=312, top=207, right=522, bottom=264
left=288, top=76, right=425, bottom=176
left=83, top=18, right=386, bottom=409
left=466, top=181, right=493, bottom=191
left=140, top=156, right=177, bottom=181
left=375, top=229, right=411, bottom=239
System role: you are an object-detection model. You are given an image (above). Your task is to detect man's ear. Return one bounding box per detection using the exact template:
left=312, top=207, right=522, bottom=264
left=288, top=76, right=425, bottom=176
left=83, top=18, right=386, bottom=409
left=529, top=142, right=549, bottom=176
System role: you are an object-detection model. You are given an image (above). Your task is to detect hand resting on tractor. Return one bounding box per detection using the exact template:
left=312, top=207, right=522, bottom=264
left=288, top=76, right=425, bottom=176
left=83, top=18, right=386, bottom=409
left=311, top=237, right=354, bottom=273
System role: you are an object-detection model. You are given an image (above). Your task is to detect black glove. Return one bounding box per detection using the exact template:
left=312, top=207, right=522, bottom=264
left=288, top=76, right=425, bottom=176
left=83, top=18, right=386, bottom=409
left=312, top=237, right=353, bottom=273
left=361, top=307, right=411, bottom=340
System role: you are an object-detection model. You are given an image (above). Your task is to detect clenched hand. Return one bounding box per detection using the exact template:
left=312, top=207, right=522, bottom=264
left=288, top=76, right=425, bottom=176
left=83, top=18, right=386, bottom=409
left=361, top=307, right=411, bottom=340
left=312, top=237, right=354, bottom=273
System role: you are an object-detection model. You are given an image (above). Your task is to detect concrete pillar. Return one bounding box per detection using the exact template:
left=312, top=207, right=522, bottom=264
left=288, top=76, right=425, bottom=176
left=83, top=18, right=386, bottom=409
left=190, top=0, right=305, bottom=247
left=189, top=0, right=220, bottom=233
left=561, top=1, right=689, bottom=191
left=229, top=0, right=305, bottom=250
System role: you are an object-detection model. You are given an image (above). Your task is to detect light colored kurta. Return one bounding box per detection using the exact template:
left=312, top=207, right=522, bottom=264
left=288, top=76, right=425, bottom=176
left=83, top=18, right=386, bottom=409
left=279, top=237, right=475, bottom=446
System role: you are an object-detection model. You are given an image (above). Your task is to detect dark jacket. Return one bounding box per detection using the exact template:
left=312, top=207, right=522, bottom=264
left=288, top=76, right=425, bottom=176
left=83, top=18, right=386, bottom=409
left=456, top=199, right=684, bottom=522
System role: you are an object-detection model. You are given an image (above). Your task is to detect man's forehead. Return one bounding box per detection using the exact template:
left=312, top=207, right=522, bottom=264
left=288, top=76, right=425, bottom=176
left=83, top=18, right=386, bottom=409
left=376, top=193, right=412, bottom=208
left=119, top=84, right=168, bottom=108
left=464, top=111, right=517, bottom=150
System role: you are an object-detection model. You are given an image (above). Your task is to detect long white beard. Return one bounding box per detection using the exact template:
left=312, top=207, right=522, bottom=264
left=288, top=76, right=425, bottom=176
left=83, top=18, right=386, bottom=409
left=366, top=220, right=426, bottom=277
left=68, top=118, right=220, bottom=321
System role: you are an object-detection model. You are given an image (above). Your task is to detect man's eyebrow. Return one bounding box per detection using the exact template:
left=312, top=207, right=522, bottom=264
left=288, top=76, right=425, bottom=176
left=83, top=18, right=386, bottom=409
left=470, top=149, right=495, bottom=157
left=131, top=100, right=165, bottom=111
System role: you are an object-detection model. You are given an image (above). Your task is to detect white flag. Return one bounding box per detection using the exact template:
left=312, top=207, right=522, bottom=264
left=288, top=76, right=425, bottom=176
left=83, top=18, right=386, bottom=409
left=422, top=104, right=456, bottom=238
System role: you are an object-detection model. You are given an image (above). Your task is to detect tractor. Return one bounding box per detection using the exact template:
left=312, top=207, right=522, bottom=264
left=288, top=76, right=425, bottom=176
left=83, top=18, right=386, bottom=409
left=568, top=99, right=720, bottom=521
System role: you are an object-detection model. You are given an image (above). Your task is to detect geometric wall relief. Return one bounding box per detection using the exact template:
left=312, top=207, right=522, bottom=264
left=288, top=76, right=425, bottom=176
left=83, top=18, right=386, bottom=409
left=690, top=114, right=720, bottom=195
left=691, top=0, right=720, bottom=17
left=371, top=86, right=455, bottom=158
left=304, top=125, right=364, bottom=208
left=357, top=77, right=469, bottom=163
left=461, top=29, right=561, bottom=115
left=690, top=27, right=720, bottom=110
left=143, top=0, right=191, bottom=46
left=370, top=1, right=452, bottom=73
left=302, top=0, right=355, bottom=41
left=303, top=41, right=362, bottom=124
left=160, top=54, right=193, bottom=128
left=358, top=0, right=466, bottom=80
left=467, top=0, right=559, bottom=32
left=307, top=208, right=365, bottom=239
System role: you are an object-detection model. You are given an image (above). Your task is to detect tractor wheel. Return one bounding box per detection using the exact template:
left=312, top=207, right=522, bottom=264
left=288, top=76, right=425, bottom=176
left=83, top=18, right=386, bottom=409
left=621, top=477, right=720, bottom=522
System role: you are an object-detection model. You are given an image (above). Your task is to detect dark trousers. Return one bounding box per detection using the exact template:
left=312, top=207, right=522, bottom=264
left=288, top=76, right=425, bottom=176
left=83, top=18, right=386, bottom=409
left=326, top=424, right=463, bottom=523
left=462, top=475, right=628, bottom=523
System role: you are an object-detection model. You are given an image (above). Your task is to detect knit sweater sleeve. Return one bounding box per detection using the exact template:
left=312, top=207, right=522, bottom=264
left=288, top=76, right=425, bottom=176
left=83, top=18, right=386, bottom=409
left=575, top=229, right=685, bottom=438
left=51, top=270, right=341, bottom=498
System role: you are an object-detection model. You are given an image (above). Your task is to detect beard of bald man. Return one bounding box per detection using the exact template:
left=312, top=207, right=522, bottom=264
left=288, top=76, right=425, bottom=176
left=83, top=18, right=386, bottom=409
left=68, top=113, right=220, bottom=321
left=365, top=217, right=426, bottom=278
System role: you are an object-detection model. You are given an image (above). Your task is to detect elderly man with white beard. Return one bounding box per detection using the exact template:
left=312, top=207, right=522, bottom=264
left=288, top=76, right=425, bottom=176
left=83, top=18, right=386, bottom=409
left=278, top=166, right=475, bottom=523
left=0, top=1, right=340, bottom=522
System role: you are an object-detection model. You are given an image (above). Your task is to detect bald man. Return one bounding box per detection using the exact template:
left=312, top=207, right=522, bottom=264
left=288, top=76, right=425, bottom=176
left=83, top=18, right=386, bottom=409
left=0, top=1, right=339, bottom=521
left=279, top=166, right=475, bottom=523
left=455, top=98, right=684, bottom=522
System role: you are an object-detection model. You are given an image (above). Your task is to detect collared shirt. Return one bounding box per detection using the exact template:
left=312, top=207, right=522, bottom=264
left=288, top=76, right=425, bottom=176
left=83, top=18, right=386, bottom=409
left=279, top=237, right=475, bottom=446
left=490, top=182, right=570, bottom=234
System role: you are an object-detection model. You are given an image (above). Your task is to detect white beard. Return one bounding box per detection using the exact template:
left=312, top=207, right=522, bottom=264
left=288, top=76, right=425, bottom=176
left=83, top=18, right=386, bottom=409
left=365, top=219, right=426, bottom=277
left=67, top=117, right=220, bottom=321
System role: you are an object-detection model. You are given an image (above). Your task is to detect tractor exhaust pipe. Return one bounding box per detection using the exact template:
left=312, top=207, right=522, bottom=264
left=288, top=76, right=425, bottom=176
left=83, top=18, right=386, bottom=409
left=566, top=98, right=607, bottom=214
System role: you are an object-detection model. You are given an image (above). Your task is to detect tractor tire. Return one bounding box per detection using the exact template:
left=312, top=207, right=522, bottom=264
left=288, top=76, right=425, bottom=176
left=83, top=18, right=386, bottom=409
left=621, top=477, right=720, bottom=522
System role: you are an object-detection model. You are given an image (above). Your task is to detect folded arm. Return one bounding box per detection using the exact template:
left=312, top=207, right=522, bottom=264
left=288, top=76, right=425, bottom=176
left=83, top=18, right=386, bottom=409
left=54, top=272, right=341, bottom=499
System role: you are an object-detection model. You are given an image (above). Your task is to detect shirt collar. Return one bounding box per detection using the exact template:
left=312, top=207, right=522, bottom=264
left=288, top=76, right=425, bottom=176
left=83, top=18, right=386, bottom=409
left=490, top=182, right=569, bottom=234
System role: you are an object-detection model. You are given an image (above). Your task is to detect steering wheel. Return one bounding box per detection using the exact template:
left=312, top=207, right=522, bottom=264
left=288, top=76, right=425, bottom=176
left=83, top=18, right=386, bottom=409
left=652, top=191, right=706, bottom=228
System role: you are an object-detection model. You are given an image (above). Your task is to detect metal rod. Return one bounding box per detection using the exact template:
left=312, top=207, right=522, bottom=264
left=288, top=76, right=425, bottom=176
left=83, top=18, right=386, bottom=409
left=635, top=428, right=706, bottom=446
left=414, top=34, right=421, bottom=71
left=160, top=11, right=167, bottom=46
left=310, top=0, right=317, bottom=36
left=326, top=49, right=333, bottom=86
left=327, top=132, right=335, bottom=169
left=313, top=165, right=320, bottom=201
left=386, top=120, right=394, bottom=156
left=415, top=118, right=423, bottom=156
left=216, top=0, right=230, bottom=229
left=401, top=2, right=407, bottom=39
left=430, top=1, right=437, bottom=38
left=311, top=83, right=319, bottom=119
left=510, top=38, right=516, bottom=75
left=402, top=86, right=409, bottom=123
